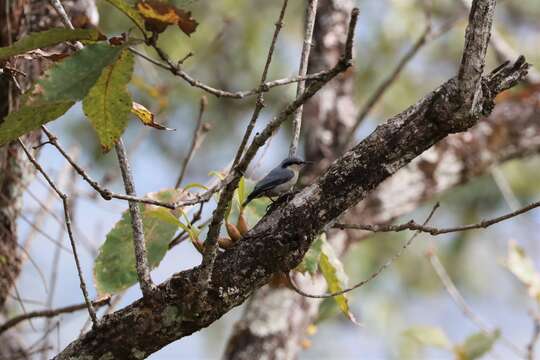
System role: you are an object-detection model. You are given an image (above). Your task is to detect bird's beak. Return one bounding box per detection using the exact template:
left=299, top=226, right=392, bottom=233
left=303, top=161, right=313, bottom=165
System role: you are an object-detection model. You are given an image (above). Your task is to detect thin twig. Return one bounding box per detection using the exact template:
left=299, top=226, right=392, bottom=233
left=287, top=203, right=440, bottom=298
left=175, top=96, right=209, bottom=188
left=48, top=0, right=83, bottom=49
left=168, top=203, right=205, bottom=249
left=343, top=22, right=431, bottom=149
left=427, top=250, right=525, bottom=358
left=527, top=315, right=540, bottom=360
left=0, top=298, right=110, bottom=335
left=230, top=0, right=289, bottom=168
left=17, top=139, right=98, bottom=326
left=42, top=164, right=78, bottom=360
left=115, top=139, right=155, bottom=298
left=289, top=0, right=318, bottom=157
left=129, top=46, right=331, bottom=99
left=41, top=126, right=218, bottom=210
left=335, top=198, right=540, bottom=236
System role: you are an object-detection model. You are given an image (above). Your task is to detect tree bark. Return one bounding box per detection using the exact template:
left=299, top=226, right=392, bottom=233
left=53, top=1, right=529, bottom=357
left=0, top=0, right=97, bottom=357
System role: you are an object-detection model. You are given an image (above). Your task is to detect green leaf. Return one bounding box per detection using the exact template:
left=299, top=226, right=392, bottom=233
left=94, top=189, right=189, bottom=295
left=402, top=326, right=452, bottom=349
left=503, top=241, right=540, bottom=302
left=455, top=330, right=500, bottom=360
left=237, top=176, right=246, bottom=208
left=0, top=101, right=74, bottom=145
left=296, top=235, right=324, bottom=275
left=38, top=42, right=125, bottom=103
left=184, top=182, right=208, bottom=191
left=83, top=49, right=134, bottom=151
left=319, top=235, right=359, bottom=325
left=0, top=28, right=103, bottom=60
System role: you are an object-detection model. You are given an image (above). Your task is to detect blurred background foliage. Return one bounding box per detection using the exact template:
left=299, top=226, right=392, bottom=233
left=11, top=0, right=540, bottom=359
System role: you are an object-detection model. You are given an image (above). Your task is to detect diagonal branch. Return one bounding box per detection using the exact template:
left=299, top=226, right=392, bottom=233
left=54, top=2, right=528, bottom=355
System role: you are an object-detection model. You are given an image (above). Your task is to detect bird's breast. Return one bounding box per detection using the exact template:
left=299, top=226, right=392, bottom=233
left=266, top=171, right=298, bottom=196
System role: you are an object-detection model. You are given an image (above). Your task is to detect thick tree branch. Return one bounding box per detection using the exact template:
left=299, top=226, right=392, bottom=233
left=457, top=0, right=495, bottom=119
left=55, top=5, right=528, bottom=356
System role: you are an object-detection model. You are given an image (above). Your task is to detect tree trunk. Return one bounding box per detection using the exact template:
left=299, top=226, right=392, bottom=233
left=0, top=0, right=97, bottom=357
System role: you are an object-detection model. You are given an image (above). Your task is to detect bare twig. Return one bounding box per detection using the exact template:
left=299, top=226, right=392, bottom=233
left=17, top=139, right=98, bottom=326
left=230, top=0, right=289, bottom=167
left=335, top=198, right=540, bottom=236
left=175, top=96, right=209, bottom=188
left=427, top=250, right=525, bottom=357
left=130, top=46, right=331, bottom=99
left=42, top=164, right=79, bottom=360
left=343, top=22, right=432, bottom=149
left=114, top=139, right=155, bottom=298
left=527, top=315, right=540, bottom=360
left=41, top=126, right=215, bottom=209
left=287, top=203, right=440, bottom=299
left=289, top=0, right=318, bottom=157
left=168, top=203, right=205, bottom=249
left=0, top=298, right=110, bottom=335
left=48, top=0, right=83, bottom=50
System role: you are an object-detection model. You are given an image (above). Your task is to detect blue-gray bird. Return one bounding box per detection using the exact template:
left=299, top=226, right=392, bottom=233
left=243, top=156, right=308, bottom=207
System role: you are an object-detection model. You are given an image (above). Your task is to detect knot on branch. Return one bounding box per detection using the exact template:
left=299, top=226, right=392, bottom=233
left=429, top=56, right=529, bottom=134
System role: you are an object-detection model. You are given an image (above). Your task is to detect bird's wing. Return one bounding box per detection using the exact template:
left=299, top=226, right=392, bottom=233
left=249, top=168, right=294, bottom=198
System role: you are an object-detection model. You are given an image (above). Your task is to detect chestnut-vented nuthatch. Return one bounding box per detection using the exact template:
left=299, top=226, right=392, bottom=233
left=243, top=156, right=308, bottom=207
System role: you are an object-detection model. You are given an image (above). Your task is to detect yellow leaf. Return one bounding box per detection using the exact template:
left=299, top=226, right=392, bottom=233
left=131, top=101, right=174, bottom=131
left=135, top=0, right=199, bottom=35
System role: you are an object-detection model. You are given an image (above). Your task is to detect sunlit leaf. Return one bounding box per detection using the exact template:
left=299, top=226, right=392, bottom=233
left=209, top=170, right=226, bottom=180
left=296, top=235, right=324, bottom=275
left=184, top=182, right=208, bottom=191
left=105, top=0, right=146, bottom=34
left=237, top=176, right=246, bottom=208
left=454, top=330, right=500, bottom=360
left=0, top=101, right=74, bottom=145
left=83, top=49, right=134, bottom=151
left=131, top=101, right=174, bottom=131
left=319, top=234, right=359, bottom=325
left=135, top=0, right=198, bottom=35
left=402, top=326, right=452, bottom=349
left=38, top=42, right=125, bottom=102
left=0, top=28, right=104, bottom=60
left=503, top=241, right=540, bottom=302
left=94, top=188, right=193, bottom=295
